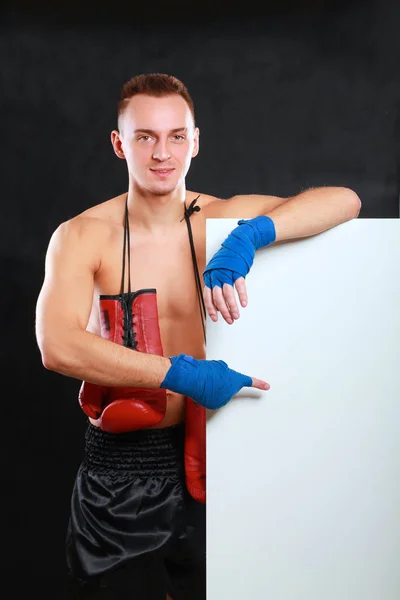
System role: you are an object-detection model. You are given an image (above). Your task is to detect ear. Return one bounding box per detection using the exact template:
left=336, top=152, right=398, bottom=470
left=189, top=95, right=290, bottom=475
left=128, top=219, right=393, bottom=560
left=111, top=130, right=126, bottom=159
left=192, top=127, right=200, bottom=158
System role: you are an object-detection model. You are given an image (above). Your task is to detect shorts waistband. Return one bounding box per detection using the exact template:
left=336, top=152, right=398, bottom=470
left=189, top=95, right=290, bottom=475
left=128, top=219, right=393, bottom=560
left=83, top=423, right=185, bottom=477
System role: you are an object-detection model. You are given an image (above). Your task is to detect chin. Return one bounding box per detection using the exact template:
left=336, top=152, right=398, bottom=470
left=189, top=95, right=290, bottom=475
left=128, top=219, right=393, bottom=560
left=147, top=185, right=176, bottom=197
left=146, top=179, right=181, bottom=197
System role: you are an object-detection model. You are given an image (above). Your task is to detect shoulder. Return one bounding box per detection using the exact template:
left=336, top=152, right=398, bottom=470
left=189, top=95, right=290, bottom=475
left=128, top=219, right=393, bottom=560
left=187, top=191, right=220, bottom=210
left=44, top=196, right=126, bottom=274
left=50, top=194, right=125, bottom=245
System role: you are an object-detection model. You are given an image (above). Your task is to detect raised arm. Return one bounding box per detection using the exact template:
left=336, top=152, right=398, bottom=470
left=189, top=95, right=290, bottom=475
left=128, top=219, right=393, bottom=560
left=35, top=217, right=171, bottom=388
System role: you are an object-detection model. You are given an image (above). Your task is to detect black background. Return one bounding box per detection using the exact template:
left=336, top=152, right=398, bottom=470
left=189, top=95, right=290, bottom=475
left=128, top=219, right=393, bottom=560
left=1, top=0, right=399, bottom=596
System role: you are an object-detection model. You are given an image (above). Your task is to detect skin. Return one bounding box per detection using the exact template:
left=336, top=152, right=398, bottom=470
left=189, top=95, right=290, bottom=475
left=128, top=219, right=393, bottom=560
left=35, top=92, right=360, bottom=600
left=35, top=93, right=361, bottom=429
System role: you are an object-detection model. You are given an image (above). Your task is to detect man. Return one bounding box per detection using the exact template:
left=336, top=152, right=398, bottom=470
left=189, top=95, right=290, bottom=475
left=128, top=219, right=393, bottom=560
left=35, top=73, right=361, bottom=599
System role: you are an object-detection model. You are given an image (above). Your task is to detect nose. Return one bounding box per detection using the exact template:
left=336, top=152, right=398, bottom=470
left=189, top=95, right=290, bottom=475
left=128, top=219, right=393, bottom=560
left=152, top=139, right=171, bottom=162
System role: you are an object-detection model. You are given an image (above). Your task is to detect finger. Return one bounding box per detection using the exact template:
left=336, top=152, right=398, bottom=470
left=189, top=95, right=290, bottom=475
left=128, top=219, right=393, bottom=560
left=203, top=286, right=218, bottom=322
left=234, top=277, right=248, bottom=308
left=222, top=283, right=240, bottom=320
left=251, top=378, right=270, bottom=391
left=212, top=285, right=234, bottom=324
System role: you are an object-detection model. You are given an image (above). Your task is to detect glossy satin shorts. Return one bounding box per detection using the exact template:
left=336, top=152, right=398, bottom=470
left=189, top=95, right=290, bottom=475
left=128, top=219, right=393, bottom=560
left=66, top=423, right=205, bottom=599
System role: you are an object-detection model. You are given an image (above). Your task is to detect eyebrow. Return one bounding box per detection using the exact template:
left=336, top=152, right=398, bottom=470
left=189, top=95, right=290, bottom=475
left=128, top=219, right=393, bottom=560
left=134, top=127, right=188, bottom=135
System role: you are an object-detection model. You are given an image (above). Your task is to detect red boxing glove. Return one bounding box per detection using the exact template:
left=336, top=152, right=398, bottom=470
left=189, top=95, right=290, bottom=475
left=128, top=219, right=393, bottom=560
left=78, top=290, right=166, bottom=433
left=78, top=382, right=166, bottom=433
left=184, top=397, right=206, bottom=504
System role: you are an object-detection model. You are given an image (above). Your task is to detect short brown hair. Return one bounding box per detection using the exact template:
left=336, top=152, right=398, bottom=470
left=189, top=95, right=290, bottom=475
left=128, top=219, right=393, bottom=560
left=117, top=73, right=195, bottom=128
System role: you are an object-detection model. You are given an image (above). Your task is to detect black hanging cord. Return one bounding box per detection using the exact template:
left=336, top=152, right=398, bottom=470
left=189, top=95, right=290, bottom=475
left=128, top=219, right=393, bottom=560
left=183, top=195, right=207, bottom=344
left=120, top=194, right=206, bottom=344
left=120, top=195, right=132, bottom=295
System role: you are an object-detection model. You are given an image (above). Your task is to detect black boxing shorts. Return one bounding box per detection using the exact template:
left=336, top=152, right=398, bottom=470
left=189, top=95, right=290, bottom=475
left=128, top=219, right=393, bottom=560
left=66, top=423, right=206, bottom=600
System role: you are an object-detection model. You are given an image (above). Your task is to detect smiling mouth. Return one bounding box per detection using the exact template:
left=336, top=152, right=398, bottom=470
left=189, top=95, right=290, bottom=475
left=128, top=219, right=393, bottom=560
left=150, top=168, right=175, bottom=177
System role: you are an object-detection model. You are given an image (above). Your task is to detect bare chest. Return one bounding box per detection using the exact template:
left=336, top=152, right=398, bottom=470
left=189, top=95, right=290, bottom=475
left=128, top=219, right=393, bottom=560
left=93, top=219, right=207, bottom=355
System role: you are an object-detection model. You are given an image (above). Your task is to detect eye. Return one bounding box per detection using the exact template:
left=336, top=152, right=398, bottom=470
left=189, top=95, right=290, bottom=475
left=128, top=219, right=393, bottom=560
left=173, top=135, right=185, bottom=141
left=137, top=135, right=152, bottom=142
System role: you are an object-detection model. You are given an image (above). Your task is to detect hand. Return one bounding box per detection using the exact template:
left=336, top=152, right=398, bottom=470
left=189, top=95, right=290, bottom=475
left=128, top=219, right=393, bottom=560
left=161, top=354, right=270, bottom=410
left=203, top=276, right=248, bottom=324
left=203, top=216, right=276, bottom=325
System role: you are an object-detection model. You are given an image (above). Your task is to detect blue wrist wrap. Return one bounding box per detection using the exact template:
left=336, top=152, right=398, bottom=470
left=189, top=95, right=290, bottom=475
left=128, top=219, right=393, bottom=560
left=160, top=354, right=253, bottom=410
left=203, top=215, right=276, bottom=288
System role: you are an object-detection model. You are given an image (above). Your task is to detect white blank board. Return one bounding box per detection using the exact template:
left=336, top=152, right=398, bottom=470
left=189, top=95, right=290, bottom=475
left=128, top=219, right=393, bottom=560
left=206, top=218, right=400, bottom=600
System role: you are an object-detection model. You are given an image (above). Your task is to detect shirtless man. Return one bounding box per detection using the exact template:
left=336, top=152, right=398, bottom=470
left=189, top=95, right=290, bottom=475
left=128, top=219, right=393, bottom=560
left=35, top=73, right=361, bottom=599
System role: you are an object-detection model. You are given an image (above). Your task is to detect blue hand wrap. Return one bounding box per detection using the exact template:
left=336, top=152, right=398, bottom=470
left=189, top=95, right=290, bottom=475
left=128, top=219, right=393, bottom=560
left=203, top=215, right=276, bottom=288
left=160, top=354, right=253, bottom=410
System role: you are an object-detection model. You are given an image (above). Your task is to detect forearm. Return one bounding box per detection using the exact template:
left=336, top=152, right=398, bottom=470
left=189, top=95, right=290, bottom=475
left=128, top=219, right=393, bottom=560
left=266, top=186, right=361, bottom=242
left=41, top=328, right=171, bottom=388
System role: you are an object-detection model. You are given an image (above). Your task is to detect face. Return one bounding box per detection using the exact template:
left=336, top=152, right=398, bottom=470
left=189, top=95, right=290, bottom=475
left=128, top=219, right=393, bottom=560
left=111, top=94, right=199, bottom=195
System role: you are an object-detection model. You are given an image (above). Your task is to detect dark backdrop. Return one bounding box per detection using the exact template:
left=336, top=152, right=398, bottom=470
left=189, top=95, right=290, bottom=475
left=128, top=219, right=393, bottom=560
left=1, top=0, right=399, bottom=597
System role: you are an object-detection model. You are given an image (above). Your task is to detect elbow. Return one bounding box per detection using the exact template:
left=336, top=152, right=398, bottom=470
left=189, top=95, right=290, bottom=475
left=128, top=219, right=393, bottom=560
left=37, top=337, right=72, bottom=374
left=341, top=187, right=362, bottom=219
left=40, top=347, right=66, bottom=373
left=41, top=351, right=61, bottom=372
left=36, top=321, right=81, bottom=374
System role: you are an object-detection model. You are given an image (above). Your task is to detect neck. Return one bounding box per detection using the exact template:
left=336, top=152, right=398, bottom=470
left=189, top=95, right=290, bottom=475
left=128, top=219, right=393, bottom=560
left=126, top=181, right=187, bottom=231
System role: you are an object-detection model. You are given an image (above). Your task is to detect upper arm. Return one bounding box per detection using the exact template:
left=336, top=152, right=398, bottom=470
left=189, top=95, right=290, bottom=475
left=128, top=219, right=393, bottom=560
left=203, top=194, right=289, bottom=219
left=35, top=218, right=102, bottom=357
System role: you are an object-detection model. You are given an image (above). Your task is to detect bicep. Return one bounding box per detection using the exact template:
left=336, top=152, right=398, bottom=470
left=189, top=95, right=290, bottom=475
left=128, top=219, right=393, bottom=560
left=35, top=220, right=100, bottom=350
left=205, top=194, right=289, bottom=219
